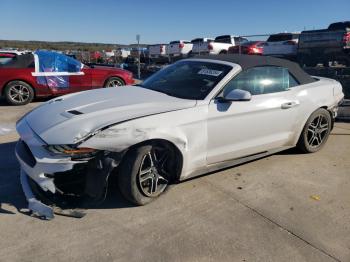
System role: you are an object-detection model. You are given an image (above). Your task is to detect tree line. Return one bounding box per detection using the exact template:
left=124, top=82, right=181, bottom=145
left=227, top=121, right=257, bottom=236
left=0, top=40, right=146, bottom=51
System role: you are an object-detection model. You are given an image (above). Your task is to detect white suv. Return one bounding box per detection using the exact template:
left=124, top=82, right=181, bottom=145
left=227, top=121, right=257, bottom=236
left=263, top=33, right=300, bottom=59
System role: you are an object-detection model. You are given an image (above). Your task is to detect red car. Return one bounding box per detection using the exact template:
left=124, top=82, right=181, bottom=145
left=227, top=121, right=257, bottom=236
left=228, top=41, right=266, bottom=55
left=0, top=51, right=134, bottom=105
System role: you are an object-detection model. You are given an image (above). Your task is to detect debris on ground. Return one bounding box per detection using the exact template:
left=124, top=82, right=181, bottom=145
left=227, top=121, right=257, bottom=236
left=310, top=195, right=321, bottom=201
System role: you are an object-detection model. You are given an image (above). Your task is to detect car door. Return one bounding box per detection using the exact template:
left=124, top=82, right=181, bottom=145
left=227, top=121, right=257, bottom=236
left=207, top=66, right=301, bottom=165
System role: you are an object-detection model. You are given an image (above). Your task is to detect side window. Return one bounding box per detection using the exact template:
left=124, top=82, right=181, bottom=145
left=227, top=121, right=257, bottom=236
left=289, top=74, right=299, bottom=88
left=222, top=66, right=299, bottom=97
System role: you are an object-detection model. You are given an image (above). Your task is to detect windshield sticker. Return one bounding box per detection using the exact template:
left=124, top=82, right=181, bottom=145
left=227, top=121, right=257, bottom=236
left=198, top=69, right=223, bottom=77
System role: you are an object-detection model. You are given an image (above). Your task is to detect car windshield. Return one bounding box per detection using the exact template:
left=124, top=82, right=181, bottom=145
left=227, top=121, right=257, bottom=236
left=140, top=60, right=232, bottom=100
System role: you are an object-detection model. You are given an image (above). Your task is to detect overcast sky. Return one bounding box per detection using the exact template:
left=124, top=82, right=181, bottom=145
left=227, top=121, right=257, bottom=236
left=1, top=0, right=349, bottom=44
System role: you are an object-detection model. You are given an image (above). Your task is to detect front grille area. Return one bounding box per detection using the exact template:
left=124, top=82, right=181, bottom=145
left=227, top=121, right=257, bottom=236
left=16, top=140, right=36, bottom=167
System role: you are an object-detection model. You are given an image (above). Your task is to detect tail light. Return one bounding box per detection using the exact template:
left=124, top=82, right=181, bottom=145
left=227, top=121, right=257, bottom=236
left=160, top=45, right=164, bottom=52
left=208, top=43, right=213, bottom=50
left=250, top=47, right=261, bottom=54
left=343, top=32, right=350, bottom=44
left=283, top=40, right=297, bottom=45
left=179, top=43, right=184, bottom=49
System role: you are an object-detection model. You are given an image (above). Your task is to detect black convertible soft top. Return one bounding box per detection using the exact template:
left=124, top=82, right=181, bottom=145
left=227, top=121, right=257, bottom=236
left=194, top=54, right=315, bottom=85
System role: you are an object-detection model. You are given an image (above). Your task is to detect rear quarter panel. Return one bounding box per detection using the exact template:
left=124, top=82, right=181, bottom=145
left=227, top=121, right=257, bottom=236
left=0, top=68, right=50, bottom=96
left=290, top=77, right=343, bottom=144
left=87, top=68, right=132, bottom=87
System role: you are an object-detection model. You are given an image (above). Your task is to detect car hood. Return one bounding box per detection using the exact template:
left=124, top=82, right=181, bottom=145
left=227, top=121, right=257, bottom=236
left=23, top=86, right=197, bottom=145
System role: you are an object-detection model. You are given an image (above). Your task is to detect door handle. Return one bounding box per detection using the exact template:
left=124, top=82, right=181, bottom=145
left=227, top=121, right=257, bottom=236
left=281, top=101, right=299, bottom=109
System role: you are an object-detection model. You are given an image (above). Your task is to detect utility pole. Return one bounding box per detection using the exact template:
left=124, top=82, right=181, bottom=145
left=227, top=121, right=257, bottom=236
left=136, top=34, right=141, bottom=79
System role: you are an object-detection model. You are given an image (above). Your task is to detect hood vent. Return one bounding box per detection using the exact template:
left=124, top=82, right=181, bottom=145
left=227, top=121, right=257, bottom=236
left=67, top=110, right=84, bottom=115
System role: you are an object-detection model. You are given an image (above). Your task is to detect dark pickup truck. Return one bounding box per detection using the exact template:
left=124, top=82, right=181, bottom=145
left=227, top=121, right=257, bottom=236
left=297, top=21, right=350, bottom=67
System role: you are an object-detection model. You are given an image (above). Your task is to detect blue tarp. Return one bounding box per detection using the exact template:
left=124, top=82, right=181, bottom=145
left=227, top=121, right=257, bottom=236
left=35, top=50, right=81, bottom=73
left=34, top=50, right=82, bottom=89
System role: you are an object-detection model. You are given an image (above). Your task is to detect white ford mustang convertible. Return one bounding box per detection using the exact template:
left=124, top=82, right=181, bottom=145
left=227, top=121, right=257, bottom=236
left=16, top=55, right=344, bottom=218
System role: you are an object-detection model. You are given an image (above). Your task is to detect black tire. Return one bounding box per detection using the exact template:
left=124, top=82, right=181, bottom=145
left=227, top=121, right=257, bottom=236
left=297, top=108, right=332, bottom=153
left=104, top=77, right=125, bottom=88
left=219, top=50, right=227, bottom=54
left=4, top=81, right=34, bottom=105
left=118, top=144, right=174, bottom=205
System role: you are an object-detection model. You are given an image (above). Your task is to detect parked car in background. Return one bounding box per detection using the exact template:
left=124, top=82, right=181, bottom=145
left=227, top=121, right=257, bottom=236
left=228, top=41, right=265, bottom=55
left=16, top=55, right=344, bottom=218
left=0, top=53, right=17, bottom=65
left=190, top=38, right=214, bottom=55
left=115, top=48, right=131, bottom=59
left=297, top=21, right=350, bottom=67
left=0, top=51, right=134, bottom=105
left=0, top=50, right=31, bottom=64
left=263, top=33, right=300, bottom=60
left=148, top=44, right=167, bottom=58
left=207, top=35, right=248, bottom=55
left=167, top=40, right=193, bottom=57
left=130, top=47, right=149, bottom=59
left=0, top=49, right=30, bottom=56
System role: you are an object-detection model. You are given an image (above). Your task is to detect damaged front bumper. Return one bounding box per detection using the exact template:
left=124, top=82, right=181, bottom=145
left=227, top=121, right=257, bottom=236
left=15, top=119, right=121, bottom=219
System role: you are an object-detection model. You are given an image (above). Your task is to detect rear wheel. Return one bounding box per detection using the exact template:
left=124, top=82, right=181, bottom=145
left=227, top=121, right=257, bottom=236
left=297, top=108, right=332, bottom=153
left=104, top=77, right=125, bottom=88
left=118, top=144, right=175, bottom=205
left=219, top=50, right=227, bottom=54
left=4, top=81, right=34, bottom=105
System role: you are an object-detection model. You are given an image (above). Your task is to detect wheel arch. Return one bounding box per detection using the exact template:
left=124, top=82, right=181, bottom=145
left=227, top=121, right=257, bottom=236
left=320, top=105, right=335, bottom=130
left=294, top=106, right=334, bottom=146
left=123, top=138, right=184, bottom=182
left=103, top=75, right=125, bottom=87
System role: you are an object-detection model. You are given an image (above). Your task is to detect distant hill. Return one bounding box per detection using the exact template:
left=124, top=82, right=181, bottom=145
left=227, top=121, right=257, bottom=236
left=0, top=40, right=147, bottom=51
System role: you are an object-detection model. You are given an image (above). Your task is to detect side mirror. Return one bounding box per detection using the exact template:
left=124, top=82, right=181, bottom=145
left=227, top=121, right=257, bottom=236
left=218, top=89, right=252, bottom=102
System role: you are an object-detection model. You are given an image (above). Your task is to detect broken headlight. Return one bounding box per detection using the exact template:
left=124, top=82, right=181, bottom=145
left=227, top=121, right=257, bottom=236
left=45, top=145, right=98, bottom=158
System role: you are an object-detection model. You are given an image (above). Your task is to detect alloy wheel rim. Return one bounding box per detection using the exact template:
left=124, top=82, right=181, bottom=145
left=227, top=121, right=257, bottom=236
left=307, top=115, right=329, bottom=148
left=107, top=79, right=123, bottom=87
left=138, top=149, right=170, bottom=197
left=9, top=85, right=30, bottom=103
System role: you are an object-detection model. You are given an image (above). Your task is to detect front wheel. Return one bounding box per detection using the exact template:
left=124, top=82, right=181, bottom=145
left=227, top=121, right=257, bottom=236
left=118, top=144, right=174, bottom=205
left=297, top=108, right=332, bottom=153
left=104, top=77, right=125, bottom=88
